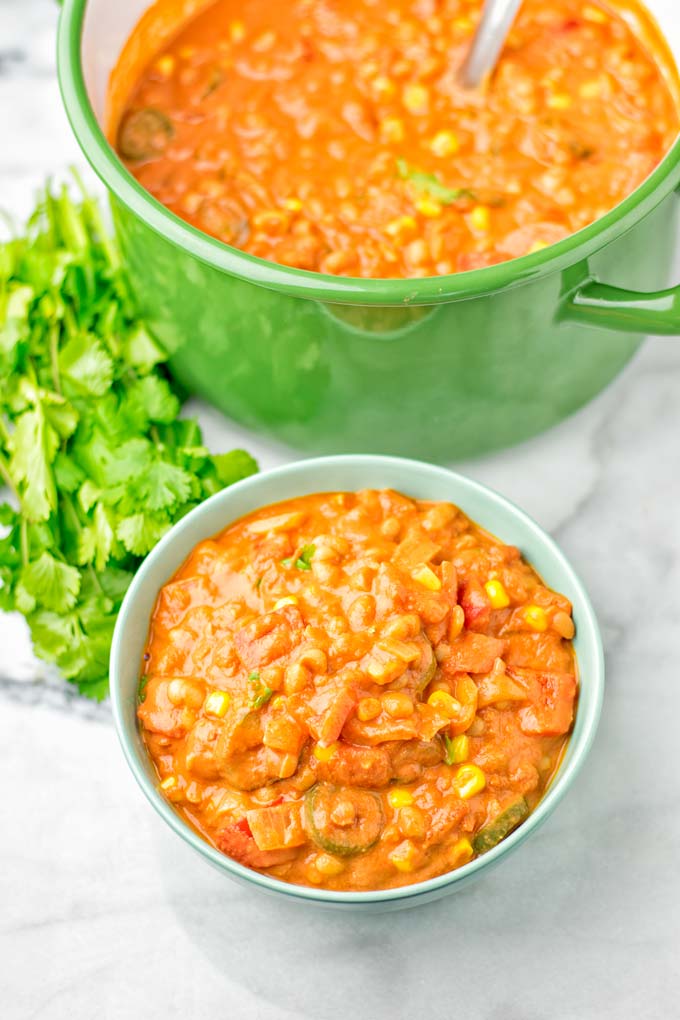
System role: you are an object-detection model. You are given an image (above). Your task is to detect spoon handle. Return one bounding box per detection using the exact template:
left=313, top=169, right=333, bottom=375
left=459, top=0, right=523, bottom=89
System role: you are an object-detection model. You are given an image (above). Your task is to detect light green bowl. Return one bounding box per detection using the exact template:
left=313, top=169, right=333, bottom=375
left=110, top=455, right=604, bottom=910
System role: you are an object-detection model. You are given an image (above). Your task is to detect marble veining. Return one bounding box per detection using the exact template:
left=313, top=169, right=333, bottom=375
left=1, top=3, right=679, bottom=1018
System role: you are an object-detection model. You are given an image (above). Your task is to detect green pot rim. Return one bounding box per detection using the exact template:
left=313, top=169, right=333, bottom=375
left=109, top=455, right=605, bottom=907
left=58, top=0, right=680, bottom=305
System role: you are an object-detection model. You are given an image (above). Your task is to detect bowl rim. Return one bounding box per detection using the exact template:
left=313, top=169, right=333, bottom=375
left=57, top=0, right=680, bottom=305
left=110, top=454, right=605, bottom=905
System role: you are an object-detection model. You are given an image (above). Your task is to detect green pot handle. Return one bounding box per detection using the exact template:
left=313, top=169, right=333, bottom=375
left=562, top=279, right=680, bottom=335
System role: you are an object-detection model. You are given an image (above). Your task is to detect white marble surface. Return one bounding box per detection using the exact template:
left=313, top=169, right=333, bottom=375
left=2, top=3, right=680, bottom=1017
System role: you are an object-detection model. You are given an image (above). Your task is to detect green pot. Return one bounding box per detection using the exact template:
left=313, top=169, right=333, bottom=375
left=109, top=455, right=605, bottom=910
left=58, top=0, right=680, bottom=460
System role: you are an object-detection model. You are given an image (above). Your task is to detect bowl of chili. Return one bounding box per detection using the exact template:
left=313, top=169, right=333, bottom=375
left=58, top=0, right=680, bottom=460
left=110, top=455, right=604, bottom=910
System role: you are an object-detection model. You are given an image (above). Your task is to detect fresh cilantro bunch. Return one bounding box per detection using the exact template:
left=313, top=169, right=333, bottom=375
left=0, top=180, right=257, bottom=699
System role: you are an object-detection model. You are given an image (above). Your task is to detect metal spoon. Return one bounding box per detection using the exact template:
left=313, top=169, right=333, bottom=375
left=459, top=0, right=523, bottom=89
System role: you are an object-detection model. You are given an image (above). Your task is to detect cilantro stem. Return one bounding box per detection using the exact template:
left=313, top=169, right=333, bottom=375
left=72, top=166, right=120, bottom=271
left=49, top=324, right=62, bottom=395
left=19, top=517, right=28, bottom=566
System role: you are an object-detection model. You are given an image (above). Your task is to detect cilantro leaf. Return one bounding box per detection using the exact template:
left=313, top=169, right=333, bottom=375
left=0, top=180, right=258, bottom=699
left=443, top=733, right=457, bottom=766
left=212, top=449, right=258, bottom=487
left=248, top=670, right=273, bottom=709
left=127, top=375, right=180, bottom=425
left=8, top=406, right=59, bottom=522
left=140, top=459, right=193, bottom=512
left=295, top=544, right=316, bottom=571
left=116, top=512, right=171, bottom=555
left=396, top=159, right=477, bottom=204
left=123, top=325, right=166, bottom=371
left=59, top=334, right=114, bottom=397
left=17, top=551, right=81, bottom=612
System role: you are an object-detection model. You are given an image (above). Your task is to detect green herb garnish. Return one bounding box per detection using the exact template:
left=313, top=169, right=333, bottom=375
left=280, top=557, right=292, bottom=568
left=248, top=670, right=273, bottom=709
left=138, top=676, right=149, bottom=704
left=0, top=178, right=257, bottom=700
left=294, top=544, right=315, bottom=571
left=396, top=159, right=476, bottom=204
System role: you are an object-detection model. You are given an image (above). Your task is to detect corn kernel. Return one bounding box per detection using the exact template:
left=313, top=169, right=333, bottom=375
left=415, top=197, right=443, bottom=218
left=274, top=595, right=299, bottom=610
left=403, top=83, right=429, bottom=114
left=579, top=79, right=602, bottom=99
left=160, top=776, right=177, bottom=790
left=389, top=839, right=418, bottom=872
left=357, top=696, right=382, bottom=722
left=380, top=116, right=405, bottom=143
left=453, top=763, right=486, bottom=799
left=412, top=564, right=441, bottom=590
left=283, top=197, right=302, bottom=211
left=372, top=75, right=395, bottom=96
left=484, top=579, right=510, bottom=610
left=427, top=690, right=461, bottom=718
left=154, top=54, right=176, bottom=77
left=313, top=742, right=338, bottom=762
left=523, top=604, right=549, bottom=632
left=528, top=240, right=549, bottom=254
left=582, top=4, right=608, bottom=23
left=315, top=853, right=345, bottom=877
left=271, top=695, right=286, bottom=710
left=252, top=209, right=289, bottom=231
left=388, top=788, right=415, bottom=808
left=449, top=837, right=474, bottom=866
left=448, top=734, right=470, bottom=763
left=385, top=215, right=417, bottom=238
left=430, top=129, right=459, bottom=157
left=204, top=690, right=230, bottom=718
left=453, top=15, right=473, bottom=31
left=469, top=205, right=490, bottom=232
left=229, top=19, right=246, bottom=41
left=547, top=92, right=572, bottom=110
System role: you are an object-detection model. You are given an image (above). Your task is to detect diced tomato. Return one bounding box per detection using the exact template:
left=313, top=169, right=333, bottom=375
left=216, top=819, right=299, bottom=868
left=458, top=579, right=492, bottom=632
left=508, top=667, right=577, bottom=736
left=246, top=801, right=306, bottom=851
left=442, top=632, right=505, bottom=675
